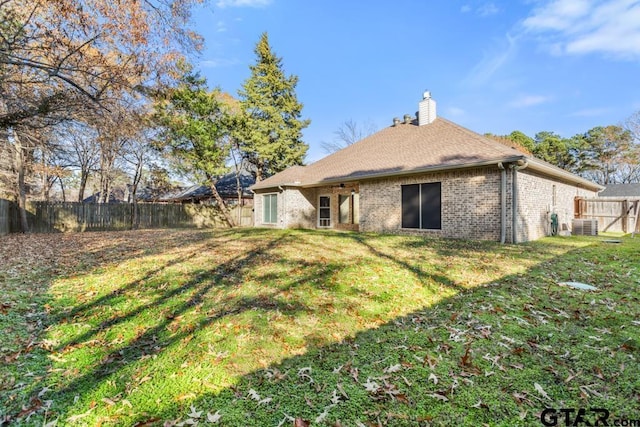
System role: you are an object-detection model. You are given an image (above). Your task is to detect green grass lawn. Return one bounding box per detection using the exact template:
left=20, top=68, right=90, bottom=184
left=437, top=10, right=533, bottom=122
left=1, top=229, right=638, bottom=426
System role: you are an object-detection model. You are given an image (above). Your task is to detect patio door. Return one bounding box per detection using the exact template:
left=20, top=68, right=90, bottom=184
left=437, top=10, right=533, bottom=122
left=318, top=195, right=331, bottom=228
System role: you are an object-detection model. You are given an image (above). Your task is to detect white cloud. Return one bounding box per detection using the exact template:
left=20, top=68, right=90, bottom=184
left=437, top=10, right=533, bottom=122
left=446, top=107, right=467, bottom=117
left=478, top=3, right=500, bottom=16
left=509, top=95, right=551, bottom=108
left=216, top=21, right=228, bottom=33
left=569, top=107, right=610, bottom=117
left=465, top=33, right=518, bottom=85
left=199, top=58, right=240, bottom=68
left=522, top=0, right=640, bottom=59
left=523, top=0, right=591, bottom=31
left=216, top=0, right=272, bottom=8
left=461, top=2, right=500, bottom=17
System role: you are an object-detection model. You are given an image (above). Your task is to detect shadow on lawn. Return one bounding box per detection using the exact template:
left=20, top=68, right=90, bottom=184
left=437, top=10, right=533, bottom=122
left=54, top=230, right=288, bottom=351
left=5, top=230, right=635, bottom=426
left=130, top=235, right=638, bottom=427
left=0, top=228, right=273, bottom=421
left=345, top=233, right=462, bottom=291
left=48, top=231, right=313, bottom=395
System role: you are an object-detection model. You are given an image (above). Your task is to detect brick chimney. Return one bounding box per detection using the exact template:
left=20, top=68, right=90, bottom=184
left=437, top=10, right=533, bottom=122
left=418, top=91, right=436, bottom=125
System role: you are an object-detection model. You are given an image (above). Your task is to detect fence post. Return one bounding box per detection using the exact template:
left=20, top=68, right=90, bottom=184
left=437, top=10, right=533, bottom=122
left=0, top=199, right=9, bottom=235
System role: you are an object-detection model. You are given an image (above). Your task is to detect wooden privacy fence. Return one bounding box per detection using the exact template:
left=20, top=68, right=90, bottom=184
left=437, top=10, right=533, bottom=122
left=575, top=197, right=640, bottom=233
left=0, top=200, right=253, bottom=233
left=0, top=199, right=9, bottom=235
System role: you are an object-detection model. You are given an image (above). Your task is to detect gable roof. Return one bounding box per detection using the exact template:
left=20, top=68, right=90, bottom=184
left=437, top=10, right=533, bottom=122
left=147, top=170, right=255, bottom=202
left=599, top=183, right=640, bottom=198
left=252, top=117, right=602, bottom=191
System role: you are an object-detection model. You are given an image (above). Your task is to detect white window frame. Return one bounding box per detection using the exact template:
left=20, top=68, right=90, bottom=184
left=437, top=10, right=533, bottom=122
left=262, top=193, right=278, bottom=224
left=317, top=194, right=332, bottom=228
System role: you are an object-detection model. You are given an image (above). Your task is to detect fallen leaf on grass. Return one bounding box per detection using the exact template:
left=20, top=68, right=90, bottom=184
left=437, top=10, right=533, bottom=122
left=0, top=302, right=11, bottom=314
left=383, top=364, right=402, bottom=374
left=428, top=373, right=438, bottom=385
left=315, top=406, right=333, bottom=424
left=336, top=383, right=349, bottom=400
left=66, top=408, right=94, bottom=423
left=472, top=400, right=489, bottom=409
left=427, top=393, right=448, bottom=402
left=534, top=383, right=551, bottom=400
left=187, top=406, right=202, bottom=419
left=207, top=411, right=221, bottom=423
left=258, top=397, right=272, bottom=406
left=422, top=353, right=438, bottom=369
left=248, top=389, right=261, bottom=401
left=593, top=366, right=605, bottom=380
left=298, top=367, right=314, bottom=384
left=17, top=398, right=43, bottom=419
left=363, top=378, right=380, bottom=393
left=512, top=392, right=533, bottom=406
left=37, top=387, right=51, bottom=398
left=101, top=397, right=116, bottom=406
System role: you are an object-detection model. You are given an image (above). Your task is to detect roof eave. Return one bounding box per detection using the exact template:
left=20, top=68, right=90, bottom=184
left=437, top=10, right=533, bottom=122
left=251, top=157, right=526, bottom=191
left=300, top=156, right=526, bottom=188
left=525, top=158, right=604, bottom=191
left=250, top=182, right=302, bottom=191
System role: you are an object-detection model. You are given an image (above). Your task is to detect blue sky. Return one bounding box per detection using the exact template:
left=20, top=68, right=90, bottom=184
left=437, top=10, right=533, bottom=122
left=192, top=0, right=640, bottom=163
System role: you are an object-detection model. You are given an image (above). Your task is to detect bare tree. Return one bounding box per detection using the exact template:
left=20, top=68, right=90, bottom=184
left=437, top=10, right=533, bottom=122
left=623, top=111, right=640, bottom=183
left=120, top=113, right=159, bottom=228
left=53, top=121, right=101, bottom=201
left=1, top=0, right=204, bottom=230
left=321, top=119, right=377, bottom=154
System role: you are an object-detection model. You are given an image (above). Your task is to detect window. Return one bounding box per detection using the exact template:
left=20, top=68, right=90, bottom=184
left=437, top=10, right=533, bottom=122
left=263, top=194, right=278, bottom=224
left=318, top=195, right=331, bottom=227
left=401, top=182, right=441, bottom=229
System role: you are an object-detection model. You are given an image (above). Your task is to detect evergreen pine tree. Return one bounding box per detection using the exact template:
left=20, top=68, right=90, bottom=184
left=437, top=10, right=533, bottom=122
left=237, top=32, right=310, bottom=181
left=154, top=66, right=236, bottom=227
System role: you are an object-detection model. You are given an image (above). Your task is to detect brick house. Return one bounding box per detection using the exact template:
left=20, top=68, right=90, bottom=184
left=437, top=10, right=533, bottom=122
left=251, top=93, right=603, bottom=243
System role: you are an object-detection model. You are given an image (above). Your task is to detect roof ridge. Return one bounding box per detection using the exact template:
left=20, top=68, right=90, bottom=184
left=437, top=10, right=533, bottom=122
left=436, top=117, right=524, bottom=157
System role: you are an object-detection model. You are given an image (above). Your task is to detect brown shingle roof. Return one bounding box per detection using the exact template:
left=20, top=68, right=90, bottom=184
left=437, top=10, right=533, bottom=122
left=252, top=117, right=602, bottom=191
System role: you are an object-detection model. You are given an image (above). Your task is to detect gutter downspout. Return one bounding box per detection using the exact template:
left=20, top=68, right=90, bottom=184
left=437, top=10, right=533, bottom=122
left=498, top=162, right=506, bottom=244
left=510, top=160, right=529, bottom=244
left=278, top=185, right=285, bottom=228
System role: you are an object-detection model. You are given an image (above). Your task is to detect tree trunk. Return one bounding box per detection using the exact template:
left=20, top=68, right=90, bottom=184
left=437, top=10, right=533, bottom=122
left=99, top=166, right=112, bottom=203
left=130, top=160, right=143, bottom=229
left=209, top=180, right=235, bottom=228
left=231, top=152, right=243, bottom=225
left=78, top=171, right=88, bottom=202
left=41, top=155, right=48, bottom=201
left=12, top=131, right=29, bottom=232
left=59, top=176, right=66, bottom=202
left=236, top=183, right=243, bottom=226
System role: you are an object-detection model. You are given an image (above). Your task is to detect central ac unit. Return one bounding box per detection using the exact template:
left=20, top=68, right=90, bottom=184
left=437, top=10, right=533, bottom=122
left=572, top=218, right=598, bottom=236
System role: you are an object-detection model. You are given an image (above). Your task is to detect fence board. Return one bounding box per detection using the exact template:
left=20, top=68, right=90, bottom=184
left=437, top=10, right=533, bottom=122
left=1, top=202, right=253, bottom=233
left=576, top=197, right=639, bottom=233
left=0, top=199, right=10, bottom=235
